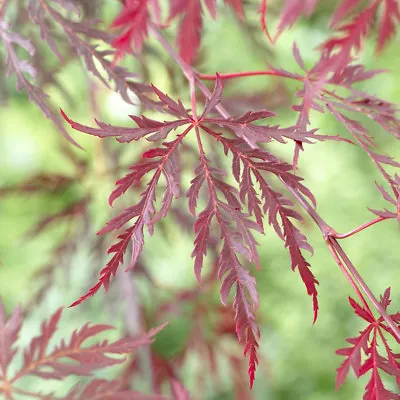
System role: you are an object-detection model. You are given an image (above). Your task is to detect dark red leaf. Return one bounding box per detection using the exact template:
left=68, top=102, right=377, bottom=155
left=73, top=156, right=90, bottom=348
left=111, top=0, right=150, bottom=56
left=336, top=292, right=400, bottom=398
left=4, top=300, right=167, bottom=393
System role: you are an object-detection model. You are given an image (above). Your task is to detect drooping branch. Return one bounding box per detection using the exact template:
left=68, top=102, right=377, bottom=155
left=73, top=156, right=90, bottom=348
left=148, top=25, right=400, bottom=342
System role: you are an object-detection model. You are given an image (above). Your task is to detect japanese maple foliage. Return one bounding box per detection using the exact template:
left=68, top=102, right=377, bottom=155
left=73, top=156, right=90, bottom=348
left=0, top=298, right=167, bottom=399
left=61, top=76, right=328, bottom=387
left=1, top=0, right=400, bottom=398
left=336, top=288, right=400, bottom=399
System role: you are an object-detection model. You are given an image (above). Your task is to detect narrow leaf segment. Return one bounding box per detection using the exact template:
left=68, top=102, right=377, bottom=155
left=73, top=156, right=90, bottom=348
left=61, top=77, right=320, bottom=387
left=336, top=288, right=400, bottom=399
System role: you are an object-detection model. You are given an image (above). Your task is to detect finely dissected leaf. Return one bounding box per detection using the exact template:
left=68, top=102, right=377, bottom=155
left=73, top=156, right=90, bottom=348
left=327, top=104, right=400, bottom=192
left=168, top=0, right=246, bottom=64
left=258, top=0, right=319, bottom=42
left=369, top=176, right=400, bottom=224
left=207, top=130, right=319, bottom=321
left=185, top=130, right=262, bottom=387
left=377, top=0, right=400, bottom=52
left=276, top=0, right=318, bottom=38
left=0, top=299, right=167, bottom=398
left=30, top=0, right=158, bottom=109
left=204, top=111, right=317, bottom=149
left=61, top=77, right=327, bottom=387
left=321, top=0, right=399, bottom=73
left=321, top=1, right=378, bottom=72
left=336, top=290, right=400, bottom=399
left=0, top=21, right=82, bottom=148
left=330, top=0, right=400, bottom=53
left=16, top=312, right=165, bottom=380
left=262, top=45, right=400, bottom=181
left=61, top=109, right=188, bottom=143
left=63, top=79, right=318, bottom=312
left=111, top=0, right=151, bottom=57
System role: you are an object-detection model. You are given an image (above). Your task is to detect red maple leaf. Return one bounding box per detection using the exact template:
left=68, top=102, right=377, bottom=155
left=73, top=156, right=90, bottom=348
left=61, top=76, right=325, bottom=387
left=0, top=299, right=167, bottom=399
left=111, top=0, right=161, bottom=60
left=321, top=0, right=400, bottom=73
left=258, top=0, right=319, bottom=42
left=336, top=288, right=400, bottom=399
left=168, top=0, right=244, bottom=64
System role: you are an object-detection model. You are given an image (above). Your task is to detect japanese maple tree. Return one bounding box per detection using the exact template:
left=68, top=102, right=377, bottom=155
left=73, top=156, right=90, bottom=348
left=0, top=0, right=399, bottom=398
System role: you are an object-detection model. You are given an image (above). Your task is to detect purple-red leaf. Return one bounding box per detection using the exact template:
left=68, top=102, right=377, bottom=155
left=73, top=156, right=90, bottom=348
left=111, top=0, right=150, bottom=57
left=1, top=299, right=167, bottom=398
left=336, top=292, right=400, bottom=398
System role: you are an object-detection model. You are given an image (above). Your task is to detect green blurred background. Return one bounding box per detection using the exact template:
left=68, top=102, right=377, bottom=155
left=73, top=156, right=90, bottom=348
left=0, top=1, right=399, bottom=399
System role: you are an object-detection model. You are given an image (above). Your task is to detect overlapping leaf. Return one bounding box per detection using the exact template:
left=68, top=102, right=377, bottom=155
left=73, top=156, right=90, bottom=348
left=209, top=132, right=319, bottom=322
left=4, top=0, right=400, bottom=395
left=188, top=147, right=261, bottom=388
left=329, top=0, right=400, bottom=53
left=111, top=0, right=152, bottom=58
left=259, top=0, right=399, bottom=63
left=29, top=0, right=159, bottom=109
left=369, top=175, right=400, bottom=222
left=0, top=299, right=167, bottom=399
left=0, top=20, right=81, bottom=148
left=62, top=77, right=323, bottom=386
left=168, top=0, right=244, bottom=64
left=258, top=0, right=319, bottom=42
left=319, top=0, right=400, bottom=75
left=263, top=45, right=400, bottom=181
left=336, top=289, right=400, bottom=399
left=62, top=77, right=320, bottom=307
left=69, top=138, right=182, bottom=306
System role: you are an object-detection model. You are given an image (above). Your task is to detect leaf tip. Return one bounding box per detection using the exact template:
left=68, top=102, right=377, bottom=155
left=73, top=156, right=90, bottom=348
left=60, top=108, right=71, bottom=124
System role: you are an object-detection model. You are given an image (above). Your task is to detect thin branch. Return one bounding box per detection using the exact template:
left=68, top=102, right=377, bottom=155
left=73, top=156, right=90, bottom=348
left=189, top=77, right=198, bottom=122
left=330, top=238, right=400, bottom=339
left=279, top=178, right=333, bottom=236
left=148, top=23, right=195, bottom=85
left=325, top=240, right=372, bottom=313
left=198, top=70, right=299, bottom=81
left=286, top=185, right=400, bottom=340
left=333, top=216, right=390, bottom=239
